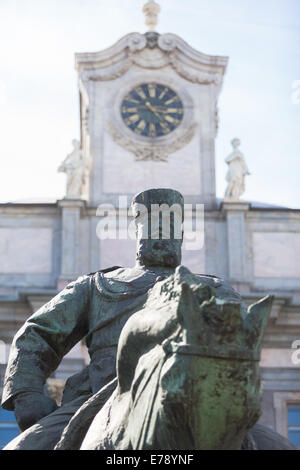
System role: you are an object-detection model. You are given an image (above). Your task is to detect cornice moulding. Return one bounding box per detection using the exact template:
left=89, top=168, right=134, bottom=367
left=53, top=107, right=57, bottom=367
left=75, top=33, right=229, bottom=83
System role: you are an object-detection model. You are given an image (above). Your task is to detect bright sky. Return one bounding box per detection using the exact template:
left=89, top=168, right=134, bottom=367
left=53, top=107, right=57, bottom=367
left=0, top=0, right=299, bottom=208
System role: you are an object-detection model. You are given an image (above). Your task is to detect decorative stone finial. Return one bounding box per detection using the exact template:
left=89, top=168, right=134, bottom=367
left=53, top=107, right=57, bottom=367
left=143, top=0, right=161, bottom=32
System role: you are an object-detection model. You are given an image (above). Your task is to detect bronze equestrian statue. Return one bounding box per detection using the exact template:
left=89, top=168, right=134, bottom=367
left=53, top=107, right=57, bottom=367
left=1, top=189, right=296, bottom=450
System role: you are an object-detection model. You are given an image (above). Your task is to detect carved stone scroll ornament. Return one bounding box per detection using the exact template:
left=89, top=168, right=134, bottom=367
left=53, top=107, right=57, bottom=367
left=128, top=33, right=147, bottom=52
left=158, top=33, right=177, bottom=51
left=87, top=56, right=134, bottom=82
left=158, top=35, right=223, bottom=85
left=169, top=52, right=222, bottom=86
left=106, top=121, right=197, bottom=162
left=84, top=53, right=222, bottom=84
left=81, top=35, right=147, bottom=82
left=85, top=57, right=222, bottom=86
left=79, top=33, right=222, bottom=85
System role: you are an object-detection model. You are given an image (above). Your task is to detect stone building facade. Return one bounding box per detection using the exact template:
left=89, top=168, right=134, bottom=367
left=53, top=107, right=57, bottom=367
left=0, top=29, right=299, bottom=446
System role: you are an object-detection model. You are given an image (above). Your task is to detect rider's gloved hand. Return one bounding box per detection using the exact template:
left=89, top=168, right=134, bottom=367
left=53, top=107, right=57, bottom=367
left=13, top=391, right=58, bottom=431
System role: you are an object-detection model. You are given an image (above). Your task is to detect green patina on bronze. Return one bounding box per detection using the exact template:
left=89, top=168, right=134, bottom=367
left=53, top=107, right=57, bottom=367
left=133, top=187, right=184, bottom=268
left=80, top=266, right=272, bottom=450
left=1, top=188, right=296, bottom=450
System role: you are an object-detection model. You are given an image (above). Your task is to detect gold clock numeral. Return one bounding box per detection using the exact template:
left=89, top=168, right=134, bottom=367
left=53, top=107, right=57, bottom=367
left=166, top=108, right=183, bottom=115
left=148, top=84, right=156, bottom=98
left=158, top=87, right=169, bottom=100
left=164, top=115, right=181, bottom=125
left=125, top=114, right=140, bottom=125
left=136, top=87, right=147, bottom=100
left=135, top=119, right=147, bottom=134
left=149, top=123, right=156, bottom=137
left=160, top=121, right=170, bottom=134
left=130, top=114, right=140, bottom=123
left=122, top=106, right=138, bottom=114
left=164, top=96, right=180, bottom=105
left=125, top=96, right=140, bottom=104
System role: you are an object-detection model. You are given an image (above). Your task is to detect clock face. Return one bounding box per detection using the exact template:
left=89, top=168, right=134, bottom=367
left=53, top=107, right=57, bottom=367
left=121, top=84, right=184, bottom=138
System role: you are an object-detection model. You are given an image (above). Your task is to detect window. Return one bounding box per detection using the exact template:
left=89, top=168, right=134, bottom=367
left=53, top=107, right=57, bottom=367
left=0, top=408, right=19, bottom=450
left=0, top=341, right=6, bottom=365
left=273, top=392, right=300, bottom=440
left=288, top=406, right=300, bottom=450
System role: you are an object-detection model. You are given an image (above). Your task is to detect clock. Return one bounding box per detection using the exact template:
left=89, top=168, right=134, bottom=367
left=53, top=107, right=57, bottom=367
left=121, top=83, right=184, bottom=138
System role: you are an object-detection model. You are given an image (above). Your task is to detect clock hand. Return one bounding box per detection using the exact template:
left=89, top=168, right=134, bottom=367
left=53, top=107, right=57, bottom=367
left=145, top=101, right=164, bottom=121
left=145, top=101, right=171, bottom=134
left=145, top=101, right=157, bottom=113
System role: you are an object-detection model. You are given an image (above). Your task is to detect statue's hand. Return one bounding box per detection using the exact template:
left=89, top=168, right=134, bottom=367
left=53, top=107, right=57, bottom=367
left=13, top=392, right=58, bottom=432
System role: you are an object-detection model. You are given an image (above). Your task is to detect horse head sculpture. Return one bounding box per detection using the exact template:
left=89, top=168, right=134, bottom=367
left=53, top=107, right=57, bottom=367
left=81, top=266, right=273, bottom=450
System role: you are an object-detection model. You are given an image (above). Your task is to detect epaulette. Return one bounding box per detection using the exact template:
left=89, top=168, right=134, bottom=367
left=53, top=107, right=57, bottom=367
left=87, top=266, right=122, bottom=276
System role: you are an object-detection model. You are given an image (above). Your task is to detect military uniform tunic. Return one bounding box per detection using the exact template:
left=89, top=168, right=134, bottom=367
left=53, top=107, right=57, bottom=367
left=1, top=266, right=243, bottom=450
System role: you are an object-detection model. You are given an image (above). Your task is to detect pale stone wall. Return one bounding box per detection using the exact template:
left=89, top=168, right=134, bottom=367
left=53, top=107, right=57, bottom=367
left=0, top=205, right=61, bottom=289
left=247, top=210, right=300, bottom=291
left=0, top=228, right=52, bottom=274
left=1, top=204, right=300, bottom=293
left=102, top=133, right=202, bottom=197
left=253, top=232, right=300, bottom=279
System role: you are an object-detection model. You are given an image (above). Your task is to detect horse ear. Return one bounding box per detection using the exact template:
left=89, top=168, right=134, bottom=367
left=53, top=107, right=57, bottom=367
left=174, top=265, right=196, bottom=285
left=244, top=296, right=274, bottom=351
left=177, top=282, right=199, bottom=321
left=176, top=282, right=205, bottom=343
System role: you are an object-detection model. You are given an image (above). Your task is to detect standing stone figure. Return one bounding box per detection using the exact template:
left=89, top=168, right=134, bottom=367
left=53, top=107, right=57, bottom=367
left=58, top=139, right=89, bottom=199
left=225, top=138, right=250, bottom=200
left=1, top=189, right=296, bottom=450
